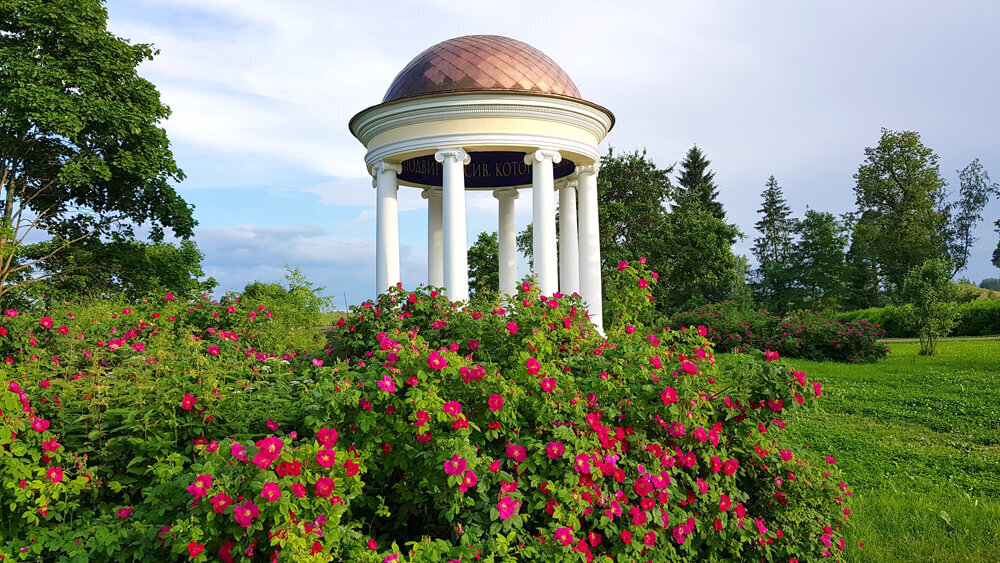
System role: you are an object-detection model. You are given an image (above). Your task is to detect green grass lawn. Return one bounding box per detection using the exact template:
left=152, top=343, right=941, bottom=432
left=781, top=340, right=1000, bottom=561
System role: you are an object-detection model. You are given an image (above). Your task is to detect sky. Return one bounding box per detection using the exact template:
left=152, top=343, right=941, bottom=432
left=104, top=0, right=1000, bottom=306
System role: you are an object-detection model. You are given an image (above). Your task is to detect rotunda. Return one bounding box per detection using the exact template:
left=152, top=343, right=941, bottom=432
left=349, top=35, right=614, bottom=330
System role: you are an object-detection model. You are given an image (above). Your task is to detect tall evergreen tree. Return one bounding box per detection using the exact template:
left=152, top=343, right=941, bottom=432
left=752, top=176, right=795, bottom=264
left=674, top=145, right=725, bottom=220
left=789, top=210, right=849, bottom=311
left=751, top=176, right=796, bottom=309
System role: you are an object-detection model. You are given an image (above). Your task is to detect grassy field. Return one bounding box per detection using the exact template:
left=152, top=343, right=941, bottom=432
left=781, top=340, right=1000, bottom=561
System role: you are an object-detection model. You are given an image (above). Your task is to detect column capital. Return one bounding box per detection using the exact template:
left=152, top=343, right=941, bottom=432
left=371, top=160, right=402, bottom=176
left=575, top=162, right=601, bottom=175
left=554, top=178, right=567, bottom=191
left=524, top=149, right=562, bottom=165
left=435, top=147, right=471, bottom=165
left=492, top=188, right=519, bottom=200
left=420, top=187, right=442, bottom=200
left=565, top=178, right=579, bottom=189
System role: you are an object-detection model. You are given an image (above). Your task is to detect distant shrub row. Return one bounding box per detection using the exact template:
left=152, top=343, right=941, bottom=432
left=665, top=301, right=889, bottom=363
left=836, top=300, right=1000, bottom=338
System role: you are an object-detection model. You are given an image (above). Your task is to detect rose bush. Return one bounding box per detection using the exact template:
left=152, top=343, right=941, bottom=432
left=667, top=301, right=889, bottom=363
left=2, top=263, right=853, bottom=561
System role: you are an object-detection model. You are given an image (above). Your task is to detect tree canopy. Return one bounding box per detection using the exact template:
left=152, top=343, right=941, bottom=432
left=468, top=231, right=499, bottom=296
left=941, top=159, right=997, bottom=274
left=848, top=129, right=948, bottom=298
left=0, top=0, right=195, bottom=300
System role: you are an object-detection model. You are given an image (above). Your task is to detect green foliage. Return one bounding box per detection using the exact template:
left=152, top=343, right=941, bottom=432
left=658, top=205, right=745, bottom=310
left=596, top=148, right=673, bottom=306
left=898, top=259, right=960, bottom=355
left=17, top=238, right=215, bottom=303
left=667, top=301, right=889, bottom=363
left=954, top=300, right=1000, bottom=336
left=838, top=299, right=1000, bottom=338
left=787, top=210, right=849, bottom=311
left=0, top=0, right=195, bottom=299
left=236, top=267, right=331, bottom=352
left=467, top=231, right=499, bottom=296
left=980, top=277, right=1000, bottom=291
left=673, top=145, right=725, bottom=220
left=848, top=129, right=949, bottom=299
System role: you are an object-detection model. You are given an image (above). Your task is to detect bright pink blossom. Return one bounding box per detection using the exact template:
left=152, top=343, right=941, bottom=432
left=545, top=442, right=565, bottom=459
left=261, top=482, right=281, bottom=502
left=506, top=444, right=527, bottom=462
left=316, top=449, right=336, bottom=468
left=186, top=474, right=212, bottom=498
left=497, top=496, right=521, bottom=520
left=488, top=394, right=503, bottom=412
left=426, top=350, right=447, bottom=370
left=443, top=454, right=467, bottom=476
left=317, top=427, right=338, bottom=447
left=233, top=501, right=259, bottom=527
left=314, top=477, right=335, bottom=498
left=210, top=493, right=233, bottom=513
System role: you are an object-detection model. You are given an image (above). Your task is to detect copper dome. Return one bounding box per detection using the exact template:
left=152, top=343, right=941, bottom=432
left=382, top=35, right=581, bottom=103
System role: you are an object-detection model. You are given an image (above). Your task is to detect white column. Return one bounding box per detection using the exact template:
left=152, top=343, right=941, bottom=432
left=559, top=178, right=580, bottom=296
left=577, top=163, right=603, bottom=333
left=526, top=149, right=561, bottom=296
left=421, top=187, right=443, bottom=288
left=493, top=188, right=519, bottom=295
left=373, top=160, right=402, bottom=295
left=435, top=148, right=470, bottom=303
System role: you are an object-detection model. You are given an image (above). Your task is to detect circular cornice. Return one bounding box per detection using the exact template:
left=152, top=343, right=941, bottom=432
left=350, top=91, right=615, bottom=142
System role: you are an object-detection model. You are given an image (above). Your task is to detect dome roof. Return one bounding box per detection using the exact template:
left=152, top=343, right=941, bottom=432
left=382, top=35, right=581, bottom=103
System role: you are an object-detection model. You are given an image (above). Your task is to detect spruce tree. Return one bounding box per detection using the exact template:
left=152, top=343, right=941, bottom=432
left=752, top=176, right=795, bottom=266
left=751, top=176, right=796, bottom=310
left=789, top=210, right=849, bottom=311
left=674, top=145, right=726, bottom=220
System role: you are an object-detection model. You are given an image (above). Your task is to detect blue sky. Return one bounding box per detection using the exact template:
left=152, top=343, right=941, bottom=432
left=105, top=0, right=1000, bottom=305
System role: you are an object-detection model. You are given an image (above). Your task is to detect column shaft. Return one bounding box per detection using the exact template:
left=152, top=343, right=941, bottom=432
left=494, top=189, right=519, bottom=295
left=422, top=188, right=443, bottom=288
left=527, top=150, right=561, bottom=296
left=374, top=161, right=402, bottom=295
left=436, top=148, right=470, bottom=302
left=559, top=180, right=580, bottom=295
left=577, top=164, right=603, bottom=332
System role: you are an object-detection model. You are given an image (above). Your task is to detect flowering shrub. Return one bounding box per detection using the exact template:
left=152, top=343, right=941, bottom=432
left=2, top=263, right=854, bottom=561
left=668, top=301, right=889, bottom=363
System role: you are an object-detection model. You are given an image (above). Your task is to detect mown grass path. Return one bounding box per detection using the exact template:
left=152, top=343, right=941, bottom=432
left=782, top=341, right=1000, bottom=561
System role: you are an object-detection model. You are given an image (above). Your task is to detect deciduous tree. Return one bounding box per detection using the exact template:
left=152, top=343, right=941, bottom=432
left=468, top=231, right=499, bottom=296
left=848, top=129, right=948, bottom=297
left=0, top=0, right=195, bottom=300
left=940, top=159, right=997, bottom=274
left=899, top=258, right=959, bottom=356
